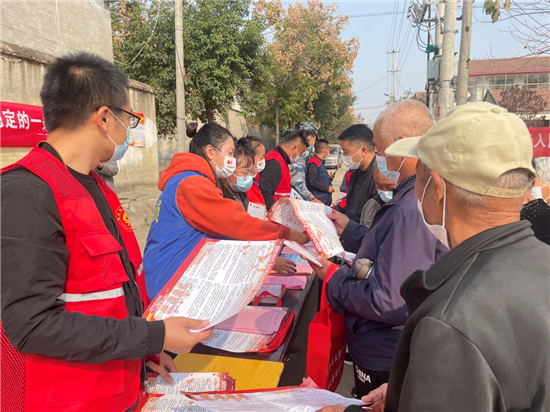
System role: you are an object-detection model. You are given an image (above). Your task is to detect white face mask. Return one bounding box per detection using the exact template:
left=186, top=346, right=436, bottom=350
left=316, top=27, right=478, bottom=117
left=376, top=155, right=405, bottom=183
left=417, top=176, right=450, bottom=249
left=342, top=147, right=363, bottom=170
left=530, top=186, right=543, bottom=199
left=377, top=189, right=393, bottom=203
left=255, top=159, right=266, bottom=174
left=212, top=147, right=236, bottom=179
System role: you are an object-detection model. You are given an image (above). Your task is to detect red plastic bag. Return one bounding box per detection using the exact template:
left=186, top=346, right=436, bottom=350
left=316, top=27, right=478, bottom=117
left=306, top=267, right=346, bottom=391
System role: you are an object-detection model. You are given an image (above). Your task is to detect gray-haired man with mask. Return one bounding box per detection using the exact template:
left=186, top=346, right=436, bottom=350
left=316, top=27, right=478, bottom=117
left=331, top=102, right=550, bottom=412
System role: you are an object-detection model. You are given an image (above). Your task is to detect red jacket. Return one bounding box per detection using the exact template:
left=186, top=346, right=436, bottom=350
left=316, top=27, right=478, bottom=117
left=1, top=146, right=148, bottom=412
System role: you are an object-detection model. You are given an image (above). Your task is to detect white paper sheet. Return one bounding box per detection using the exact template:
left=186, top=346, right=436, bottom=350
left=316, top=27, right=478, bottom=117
left=283, top=240, right=322, bottom=267
left=247, top=202, right=267, bottom=220
left=144, top=240, right=282, bottom=331
left=268, top=198, right=344, bottom=259
left=145, top=373, right=235, bottom=395
left=200, top=328, right=274, bottom=353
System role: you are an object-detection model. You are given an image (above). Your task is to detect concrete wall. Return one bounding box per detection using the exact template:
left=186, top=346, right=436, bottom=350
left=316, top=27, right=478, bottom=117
left=0, top=43, right=159, bottom=193
left=158, top=110, right=276, bottom=166
left=1, top=0, right=113, bottom=61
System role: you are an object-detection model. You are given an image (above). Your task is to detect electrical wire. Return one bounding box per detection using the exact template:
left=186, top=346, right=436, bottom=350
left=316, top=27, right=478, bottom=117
left=115, top=0, right=164, bottom=66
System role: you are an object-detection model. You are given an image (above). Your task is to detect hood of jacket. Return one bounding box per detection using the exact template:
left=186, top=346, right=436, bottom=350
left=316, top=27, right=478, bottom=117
left=158, top=152, right=216, bottom=191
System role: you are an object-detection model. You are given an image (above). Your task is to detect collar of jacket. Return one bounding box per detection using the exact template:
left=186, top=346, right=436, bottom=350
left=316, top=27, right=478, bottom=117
left=384, top=174, right=416, bottom=207
left=275, top=145, right=291, bottom=164
left=400, top=220, right=533, bottom=313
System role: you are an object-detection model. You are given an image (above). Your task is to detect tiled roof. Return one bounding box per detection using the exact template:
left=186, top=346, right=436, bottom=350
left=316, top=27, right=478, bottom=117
left=470, top=56, right=550, bottom=76
left=486, top=87, right=550, bottom=111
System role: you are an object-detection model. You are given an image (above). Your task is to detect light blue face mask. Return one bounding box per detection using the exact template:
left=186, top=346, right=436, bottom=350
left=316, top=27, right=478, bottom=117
left=106, top=110, right=130, bottom=163
left=230, top=175, right=254, bottom=192
left=376, top=155, right=404, bottom=183
left=377, top=189, right=393, bottom=203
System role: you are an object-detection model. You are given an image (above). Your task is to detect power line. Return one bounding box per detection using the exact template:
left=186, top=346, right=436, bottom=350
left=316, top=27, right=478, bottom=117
left=355, top=74, right=390, bottom=96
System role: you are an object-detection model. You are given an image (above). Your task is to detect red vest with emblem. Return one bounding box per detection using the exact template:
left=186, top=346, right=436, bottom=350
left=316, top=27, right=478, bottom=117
left=0, top=146, right=149, bottom=412
left=261, top=147, right=291, bottom=201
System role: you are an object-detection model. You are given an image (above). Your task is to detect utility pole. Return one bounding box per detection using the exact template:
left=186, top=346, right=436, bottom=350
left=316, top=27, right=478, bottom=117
left=434, top=1, right=445, bottom=51
left=387, top=50, right=400, bottom=103
left=456, top=0, right=473, bottom=105
left=437, top=0, right=457, bottom=119
left=175, top=0, right=187, bottom=153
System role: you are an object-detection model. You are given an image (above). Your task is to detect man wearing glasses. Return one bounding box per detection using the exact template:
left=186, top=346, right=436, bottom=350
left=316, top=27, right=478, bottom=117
left=1, top=52, right=210, bottom=412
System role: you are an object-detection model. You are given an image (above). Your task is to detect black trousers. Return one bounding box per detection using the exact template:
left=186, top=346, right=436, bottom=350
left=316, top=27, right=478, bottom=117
left=353, top=362, right=390, bottom=398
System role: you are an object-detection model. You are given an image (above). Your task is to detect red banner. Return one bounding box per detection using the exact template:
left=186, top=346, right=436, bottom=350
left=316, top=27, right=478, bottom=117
left=529, top=127, right=550, bottom=158
left=0, top=101, right=47, bottom=147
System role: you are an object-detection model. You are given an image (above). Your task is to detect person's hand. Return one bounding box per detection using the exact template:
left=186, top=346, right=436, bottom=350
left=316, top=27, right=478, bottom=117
left=326, top=210, right=349, bottom=236
left=97, top=162, right=103, bottom=170
left=307, top=254, right=334, bottom=281
left=273, top=257, right=297, bottom=275
left=312, top=198, right=324, bottom=204
left=146, top=352, right=177, bottom=384
left=289, top=229, right=310, bottom=245
left=329, top=172, right=336, bottom=181
left=163, top=317, right=212, bottom=354
left=328, top=187, right=335, bottom=194
left=315, top=405, right=347, bottom=412
left=362, top=383, right=388, bottom=412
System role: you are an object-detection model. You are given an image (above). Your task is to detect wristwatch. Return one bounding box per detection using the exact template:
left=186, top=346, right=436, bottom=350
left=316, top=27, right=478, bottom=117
left=354, top=258, right=373, bottom=280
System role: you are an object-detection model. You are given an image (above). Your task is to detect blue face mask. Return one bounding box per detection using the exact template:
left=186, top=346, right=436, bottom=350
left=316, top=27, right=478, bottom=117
left=377, top=189, right=393, bottom=203
left=106, top=110, right=130, bottom=163
left=230, top=175, right=253, bottom=192
left=376, top=155, right=404, bottom=183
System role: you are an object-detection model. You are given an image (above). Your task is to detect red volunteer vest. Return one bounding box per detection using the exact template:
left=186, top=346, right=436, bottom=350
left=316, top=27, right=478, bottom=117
left=246, top=181, right=266, bottom=205
left=262, top=147, right=291, bottom=201
left=307, top=157, right=322, bottom=167
left=0, top=146, right=149, bottom=412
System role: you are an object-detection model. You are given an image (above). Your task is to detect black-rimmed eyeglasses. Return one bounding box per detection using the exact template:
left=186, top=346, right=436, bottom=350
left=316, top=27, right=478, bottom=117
left=109, top=107, right=141, bottom=128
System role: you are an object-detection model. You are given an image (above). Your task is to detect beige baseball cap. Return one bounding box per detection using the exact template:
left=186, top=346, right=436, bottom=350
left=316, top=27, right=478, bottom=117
left=385, top=102, right=536, bottom=198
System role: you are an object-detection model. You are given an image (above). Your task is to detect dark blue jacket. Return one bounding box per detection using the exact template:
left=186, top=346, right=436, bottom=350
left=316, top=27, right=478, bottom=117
left=306, top=156, right=332, bottom=206
left=326, top=175, right=448, bottom=371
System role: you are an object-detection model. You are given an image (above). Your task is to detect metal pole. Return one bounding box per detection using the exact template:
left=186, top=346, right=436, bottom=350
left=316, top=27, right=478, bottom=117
left=175, top=0, right=187, bottom=152
left=438, top=0, right=457, bottom=119
left=456, top=0, right=473, bottom=105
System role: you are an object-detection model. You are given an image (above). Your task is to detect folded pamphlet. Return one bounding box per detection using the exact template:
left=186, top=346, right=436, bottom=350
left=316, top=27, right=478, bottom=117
left=268, top=198, right=344, bottom=259
left=143, top=239, right=282, bottom=331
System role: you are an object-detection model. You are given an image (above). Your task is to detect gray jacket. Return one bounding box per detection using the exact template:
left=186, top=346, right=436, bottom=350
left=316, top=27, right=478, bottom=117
left=94, top=162, right=118, bottom=192
left=387, top=221, right=550, bottom=411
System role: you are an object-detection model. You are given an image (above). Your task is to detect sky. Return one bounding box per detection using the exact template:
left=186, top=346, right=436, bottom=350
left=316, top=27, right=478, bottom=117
left=320, top=1, right=531, bottom=124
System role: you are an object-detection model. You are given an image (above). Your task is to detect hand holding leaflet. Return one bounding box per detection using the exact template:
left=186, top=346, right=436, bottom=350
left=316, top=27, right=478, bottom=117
left=144, top=240, right=282, bottom=332
left=268, top=198, right=344, bottom=259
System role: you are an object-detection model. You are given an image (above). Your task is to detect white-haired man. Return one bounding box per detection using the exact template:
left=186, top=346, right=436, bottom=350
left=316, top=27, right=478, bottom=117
left=324, top=102, right=549, bottom=412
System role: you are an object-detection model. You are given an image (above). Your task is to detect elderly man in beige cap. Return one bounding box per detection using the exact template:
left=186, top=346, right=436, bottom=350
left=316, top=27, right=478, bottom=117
left=321, top=102, right=550, bottom=412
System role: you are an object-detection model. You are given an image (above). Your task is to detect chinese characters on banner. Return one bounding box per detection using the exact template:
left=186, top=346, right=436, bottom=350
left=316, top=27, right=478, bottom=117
left=530, top=127, right=550, bottom=158
left=1, top=101, right=146, bottom=148
left=0, top=101, right=47, bottom=147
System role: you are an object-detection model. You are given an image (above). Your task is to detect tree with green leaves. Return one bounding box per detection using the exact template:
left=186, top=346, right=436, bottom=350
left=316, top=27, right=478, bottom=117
left=111, top=0, right=266, bottom=135
left=249, top=0, right=359, bottom=142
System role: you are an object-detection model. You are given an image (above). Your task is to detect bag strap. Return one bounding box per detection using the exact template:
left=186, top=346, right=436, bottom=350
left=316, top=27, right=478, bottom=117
left=252, top=291, right=283, bottom=307
left=320, top=264, right=340, bottom=312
